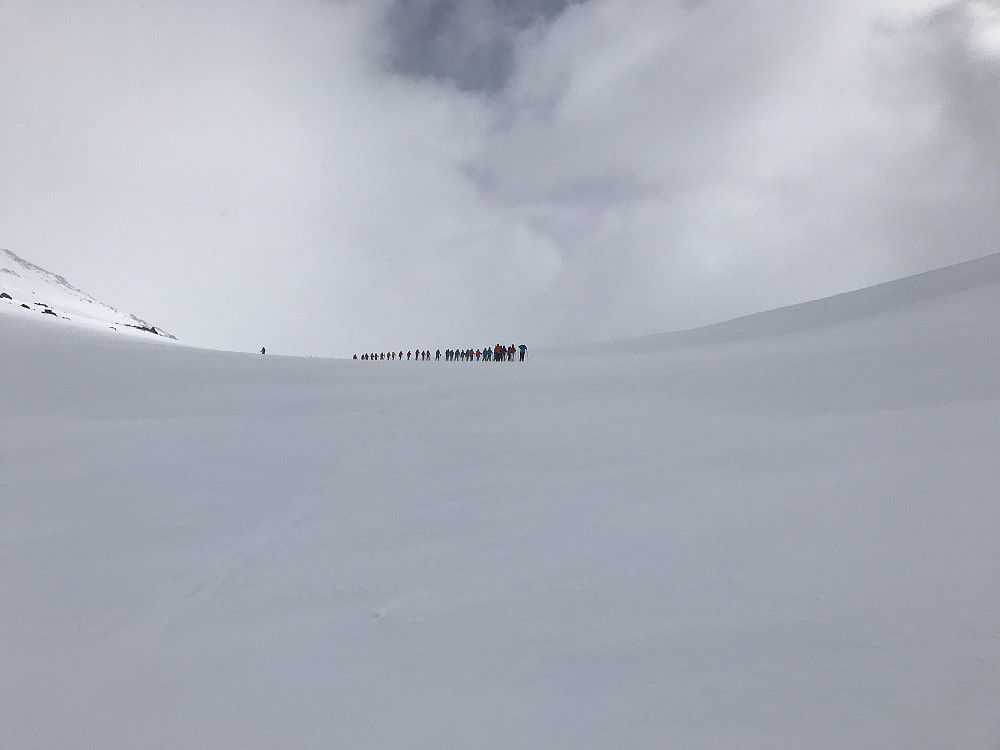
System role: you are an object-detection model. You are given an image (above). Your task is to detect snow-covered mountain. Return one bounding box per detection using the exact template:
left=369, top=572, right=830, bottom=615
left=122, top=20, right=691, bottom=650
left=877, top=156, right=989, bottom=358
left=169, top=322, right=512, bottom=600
left=1, top=254, right=998, bottom=749
left=591, top=251, right=1000, bottom=352
left=0, top=248, right=175, bottom=339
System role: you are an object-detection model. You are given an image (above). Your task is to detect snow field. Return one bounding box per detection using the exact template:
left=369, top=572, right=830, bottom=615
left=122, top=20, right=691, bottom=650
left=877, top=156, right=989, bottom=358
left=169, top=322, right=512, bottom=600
left=1, top=262, right=999, bottom=748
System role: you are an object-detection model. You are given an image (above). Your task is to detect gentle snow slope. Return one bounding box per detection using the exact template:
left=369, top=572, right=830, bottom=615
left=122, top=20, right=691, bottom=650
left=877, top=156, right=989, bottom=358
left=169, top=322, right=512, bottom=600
left=1, top=257, right=999, bottom=749
left=597, top=251, right=1000, bottom=351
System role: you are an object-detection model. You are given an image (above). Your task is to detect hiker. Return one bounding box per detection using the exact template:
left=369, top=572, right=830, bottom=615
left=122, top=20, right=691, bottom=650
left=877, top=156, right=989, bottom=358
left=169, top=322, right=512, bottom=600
left=261, top=347, right=266, bottom=355
left=518, top=344, right=527, bottom=361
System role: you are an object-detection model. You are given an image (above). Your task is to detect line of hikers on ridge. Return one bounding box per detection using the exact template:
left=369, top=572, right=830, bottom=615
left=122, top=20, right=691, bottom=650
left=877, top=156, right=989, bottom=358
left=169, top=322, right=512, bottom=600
left=355, top=344, right=527, bottom=362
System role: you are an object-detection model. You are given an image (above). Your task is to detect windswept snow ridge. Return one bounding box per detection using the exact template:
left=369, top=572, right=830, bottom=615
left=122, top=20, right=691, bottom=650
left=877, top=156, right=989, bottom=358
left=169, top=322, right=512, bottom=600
left=598, top=251, right=1000, bottom=352
left=0, top=248, right=174, bottom=339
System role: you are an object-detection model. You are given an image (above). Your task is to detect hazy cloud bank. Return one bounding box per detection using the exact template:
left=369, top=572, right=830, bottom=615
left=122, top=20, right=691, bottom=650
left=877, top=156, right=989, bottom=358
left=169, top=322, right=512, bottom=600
left=1, top=0, right=997, bottom=354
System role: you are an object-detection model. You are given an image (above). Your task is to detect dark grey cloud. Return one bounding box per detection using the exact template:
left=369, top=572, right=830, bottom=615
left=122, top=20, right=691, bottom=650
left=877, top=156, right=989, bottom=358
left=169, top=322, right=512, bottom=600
left=905, top=3, right=1000, bottom=163
left=868, top=1, right=1000, bottom=271
left=381, top=0, right=581, bottom=91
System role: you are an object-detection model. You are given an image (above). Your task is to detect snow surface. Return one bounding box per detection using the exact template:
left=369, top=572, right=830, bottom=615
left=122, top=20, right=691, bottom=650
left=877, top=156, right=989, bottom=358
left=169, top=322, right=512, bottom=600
left=2, top=255, right=1000, bottom=749
left=0, top=248, right=175, bottom=339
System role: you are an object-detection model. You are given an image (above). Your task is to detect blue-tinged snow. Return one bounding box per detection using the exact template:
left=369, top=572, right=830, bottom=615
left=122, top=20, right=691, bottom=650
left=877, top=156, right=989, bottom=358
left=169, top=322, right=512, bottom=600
left=1, top=255, right=999, bottom=748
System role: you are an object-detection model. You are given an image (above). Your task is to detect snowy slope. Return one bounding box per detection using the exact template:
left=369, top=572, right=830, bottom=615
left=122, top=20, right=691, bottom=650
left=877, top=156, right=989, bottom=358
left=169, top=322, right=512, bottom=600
left=0, top=248, right=175, bottom=339
left=594, top=251, right=1000, bottom=352
left=1, top=255, right=999, bottom=749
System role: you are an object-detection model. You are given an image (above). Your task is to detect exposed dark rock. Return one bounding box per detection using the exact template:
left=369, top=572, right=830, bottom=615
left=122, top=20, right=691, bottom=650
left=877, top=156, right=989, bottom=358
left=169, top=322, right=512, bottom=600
left=21, top=303, right=29, bottom=309
left=0, top=292, right=11, bottom=299
left=42, top=308, right=56, bottom=316
left=125, top=323, right=168, bottom=337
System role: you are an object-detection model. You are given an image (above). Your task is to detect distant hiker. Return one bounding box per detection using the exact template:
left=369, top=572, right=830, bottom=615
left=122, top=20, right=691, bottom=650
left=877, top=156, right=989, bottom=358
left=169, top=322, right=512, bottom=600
left=407, top=351, right=412, bottom=360
left=261, top=347, right=266, bottom=355
left=436, top=349, right=441, bottom=361
left=519, top=344, right=527, bottom=362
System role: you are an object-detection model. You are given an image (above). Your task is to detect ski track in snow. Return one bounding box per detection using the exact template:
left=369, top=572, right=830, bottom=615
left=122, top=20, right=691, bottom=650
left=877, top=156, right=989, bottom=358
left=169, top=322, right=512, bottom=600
left=102, top=489, right=320, bottom=655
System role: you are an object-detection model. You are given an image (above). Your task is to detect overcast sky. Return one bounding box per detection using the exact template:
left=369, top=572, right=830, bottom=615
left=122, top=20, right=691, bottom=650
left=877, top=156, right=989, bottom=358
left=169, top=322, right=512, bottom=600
left=2, top=0, right=998, bottom=356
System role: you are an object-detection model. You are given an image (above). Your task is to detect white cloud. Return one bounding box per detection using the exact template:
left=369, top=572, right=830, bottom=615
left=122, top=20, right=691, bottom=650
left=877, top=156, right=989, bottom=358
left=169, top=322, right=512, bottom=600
left=1, top=0, right=997, bottom=354
left=967, top=1, right=1000, bottom=58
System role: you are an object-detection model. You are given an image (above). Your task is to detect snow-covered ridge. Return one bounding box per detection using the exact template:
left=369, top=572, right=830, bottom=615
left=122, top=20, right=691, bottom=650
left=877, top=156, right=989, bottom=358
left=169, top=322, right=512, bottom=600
left=0, top=248, right=175, bottom=339
left=601, top=251, right=1000, bottom=352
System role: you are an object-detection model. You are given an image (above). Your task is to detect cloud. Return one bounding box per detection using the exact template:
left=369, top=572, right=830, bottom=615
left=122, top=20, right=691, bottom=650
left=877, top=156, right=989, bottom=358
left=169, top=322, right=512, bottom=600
left=0, top=0, right=997, bottom=355
left=381, top=0, right=579, bottom=92
left=457, top=0, right=1000, bottom=340
left=967, top=0, right=1000, bottom=58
